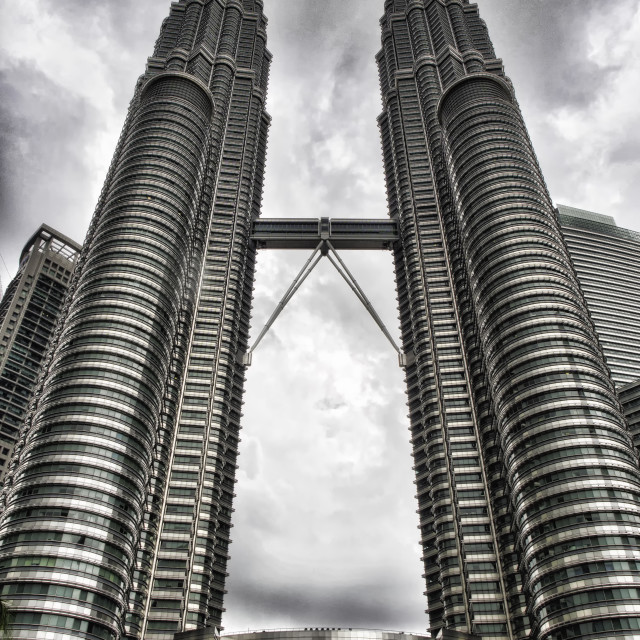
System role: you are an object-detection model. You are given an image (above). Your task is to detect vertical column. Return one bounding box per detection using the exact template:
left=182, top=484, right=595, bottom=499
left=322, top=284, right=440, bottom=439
left=446, top=1, right=484, bottom=73
left=167, top=1, right=203, bottom=70
left=141, top=1, right=272, bottom=636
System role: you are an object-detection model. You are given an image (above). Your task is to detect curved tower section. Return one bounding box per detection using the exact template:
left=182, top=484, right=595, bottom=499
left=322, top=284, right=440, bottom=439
left=0, top=2, right=271, bottom=640
left=438, top=73, right=640, bottom=640
left=378, top=1, right=640, bottom=639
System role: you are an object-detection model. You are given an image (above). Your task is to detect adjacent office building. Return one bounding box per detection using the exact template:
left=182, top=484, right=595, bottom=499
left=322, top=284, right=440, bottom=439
left=0, top=225, right=80, bottom=480
left=557, top=205, right=640, bottom=452
left=0, top=2, right=639, bottom=640
left=557, top=204, right=640, bottom=388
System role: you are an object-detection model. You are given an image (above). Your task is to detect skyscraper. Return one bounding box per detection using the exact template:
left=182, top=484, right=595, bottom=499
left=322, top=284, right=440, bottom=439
left=375, top=2, right=639, bottom=639
left=0, top=1, right=271, bottom=638
left=556, top=204, right=640, bottom=457
left=0, top=225, right=81, bottom=481
left=0, top=3, right=639, bottom=640
left=557, top=204, right=640, bottom=388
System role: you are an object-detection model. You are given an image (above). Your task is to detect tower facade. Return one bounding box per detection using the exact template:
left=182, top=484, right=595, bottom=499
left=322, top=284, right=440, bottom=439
left=0, top=1, right=270, bottom=639
left=0, top=225, right=81, bottom=481
left=0, top=2, right=640, bottom=640
left=377, top=1, right=640, bottom=639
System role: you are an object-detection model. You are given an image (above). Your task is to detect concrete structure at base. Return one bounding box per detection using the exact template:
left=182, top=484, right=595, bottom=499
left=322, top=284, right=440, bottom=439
left=174, top=629, right=475, bottom=640
left=0, top=225, right=81, bottom=480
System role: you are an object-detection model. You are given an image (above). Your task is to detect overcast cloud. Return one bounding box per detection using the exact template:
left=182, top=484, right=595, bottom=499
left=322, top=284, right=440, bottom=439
left=0, top=0, right=639, bottom=633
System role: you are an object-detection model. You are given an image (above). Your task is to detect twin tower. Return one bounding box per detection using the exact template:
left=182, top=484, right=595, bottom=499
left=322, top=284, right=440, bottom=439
left=1, top=2, right=639, bottom=640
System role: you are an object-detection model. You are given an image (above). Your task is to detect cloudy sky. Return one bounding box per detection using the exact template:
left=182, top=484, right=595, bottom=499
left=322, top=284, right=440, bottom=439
left=1, top=0, right=640, bottom=633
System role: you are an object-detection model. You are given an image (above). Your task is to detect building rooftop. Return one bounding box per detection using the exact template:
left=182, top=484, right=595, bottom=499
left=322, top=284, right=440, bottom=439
left=19, top=223, right=82, bottom=266
left=557, top=203, right=640, bottom=243
left=556, top=204, right=617, bottom=227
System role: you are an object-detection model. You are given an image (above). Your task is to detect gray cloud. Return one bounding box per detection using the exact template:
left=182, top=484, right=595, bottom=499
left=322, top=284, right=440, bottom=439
left=225, top=581, right=421, bottom=629
left=42, top=0, right=166, bottom=38
left=0, top=61, right=100, bottom=262
left=0, top=0, right=638, bottom=633
left=481, top=0, right=610, bottom=108
left=478, top=0, right=640, bottom=229
left=37, top=0, right=169, bottom=115
left=609, top=137, right=640, bottom=165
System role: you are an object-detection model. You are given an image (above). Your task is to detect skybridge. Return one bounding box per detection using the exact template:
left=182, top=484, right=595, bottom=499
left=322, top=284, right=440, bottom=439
left=251, top=217, right=398, bottom=250
left=246, top=217, right=406, bottom=367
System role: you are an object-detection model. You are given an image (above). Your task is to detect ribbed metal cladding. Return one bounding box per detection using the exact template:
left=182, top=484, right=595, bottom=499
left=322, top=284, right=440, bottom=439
left=0, top=0, right=271, bottom=638
left=557, top=206, right=640, bottom=388
left=438, top=74, right=640, bottom=640
left=0, top=73, right=213, bottom=640
left=379, top=2, right=523, bottom=638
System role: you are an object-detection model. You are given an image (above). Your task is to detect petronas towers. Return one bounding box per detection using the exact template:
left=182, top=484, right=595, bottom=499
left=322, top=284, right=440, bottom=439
left=1, top=2, right=640, bottom=640
left=0, top=1, right=269, bottom=637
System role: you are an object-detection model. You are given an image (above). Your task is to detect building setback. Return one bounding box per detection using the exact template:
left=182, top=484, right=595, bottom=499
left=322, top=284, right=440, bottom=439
left=0, top=2, right=639, bottom=640
left=0, top=225, right=81, bottom=480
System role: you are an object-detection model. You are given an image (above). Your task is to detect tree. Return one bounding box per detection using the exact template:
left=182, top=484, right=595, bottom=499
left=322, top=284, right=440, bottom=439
left=0, top=599, right=11, bottom=639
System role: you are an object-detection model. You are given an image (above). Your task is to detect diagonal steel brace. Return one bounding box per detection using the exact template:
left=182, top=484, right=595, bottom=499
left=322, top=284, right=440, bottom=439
left=325, top=242, right=407, bottom=367
left=242, top=240, right=409, bottom=367
left=243, top=242, right=323, bottom=366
